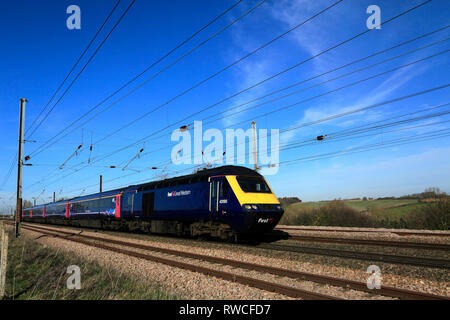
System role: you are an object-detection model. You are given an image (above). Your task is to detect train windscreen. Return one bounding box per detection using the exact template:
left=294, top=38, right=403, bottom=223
left=236, top=177, right=271, bottom=193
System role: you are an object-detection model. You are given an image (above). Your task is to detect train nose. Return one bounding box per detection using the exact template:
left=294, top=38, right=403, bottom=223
left=242, top=211, right=283, bottom=234
left=256, top=217, right=276, bottom=224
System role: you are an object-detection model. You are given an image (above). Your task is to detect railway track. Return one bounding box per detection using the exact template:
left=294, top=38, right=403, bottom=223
left=256, top=242, right=450, bottom=269
left=285, top=234, right=450, bottom=251
left=18, top=223, right=337, bottom=300
left=277, top=226, right=450, bottom=238
left=13, top=222, right=450, bottom=300
left=5, top=220, right=450, bottom=269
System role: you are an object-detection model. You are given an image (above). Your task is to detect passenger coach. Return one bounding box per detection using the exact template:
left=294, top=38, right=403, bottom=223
left=23, top=166, right=284, bottom=240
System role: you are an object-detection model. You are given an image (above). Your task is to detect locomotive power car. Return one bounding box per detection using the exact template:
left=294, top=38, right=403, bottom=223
left=22, top=165, right=284, bottom=240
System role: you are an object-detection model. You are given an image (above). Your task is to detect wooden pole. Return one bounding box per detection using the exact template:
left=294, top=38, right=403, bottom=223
left=0, top=222, right=9, bottom=299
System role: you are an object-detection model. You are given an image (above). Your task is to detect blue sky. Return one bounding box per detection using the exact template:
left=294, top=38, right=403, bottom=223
left=0, top=0, right=449, bottom=210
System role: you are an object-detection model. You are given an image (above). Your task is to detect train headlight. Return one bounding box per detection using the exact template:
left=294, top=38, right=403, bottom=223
left=243, top=204, right=259, bottom=211
left=276, top=205, right=282, bottom=210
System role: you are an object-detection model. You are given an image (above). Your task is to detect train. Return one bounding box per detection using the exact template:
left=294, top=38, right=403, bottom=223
left=22, top=165, right=284, bottom=241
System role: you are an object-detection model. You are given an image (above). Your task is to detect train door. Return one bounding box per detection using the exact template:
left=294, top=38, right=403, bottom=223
left=210, top=178, right=219, bottom=216
left=209, top=177, right=228, bottom=219
left=115, top=194, right=121, bottom=218
left=142, top=192, right=155, bottom=217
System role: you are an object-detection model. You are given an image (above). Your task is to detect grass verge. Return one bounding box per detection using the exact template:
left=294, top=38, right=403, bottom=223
left=3, top=229, right=178, bottom=300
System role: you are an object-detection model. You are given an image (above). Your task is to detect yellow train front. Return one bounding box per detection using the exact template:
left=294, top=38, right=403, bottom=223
left=195, top=166, right=285, bottom=238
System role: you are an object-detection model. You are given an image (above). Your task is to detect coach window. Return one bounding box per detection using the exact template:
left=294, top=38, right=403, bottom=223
left=103, top=198, right=110, bottom=211
left=220, top=180, right=229, bottom=198
left=126, top=193, right=134, bottom=213
left=212, top=181, right=217, bottom=197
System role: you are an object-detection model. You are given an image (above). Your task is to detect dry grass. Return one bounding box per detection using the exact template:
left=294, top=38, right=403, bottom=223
left=3, top=230, right=177, bottom=300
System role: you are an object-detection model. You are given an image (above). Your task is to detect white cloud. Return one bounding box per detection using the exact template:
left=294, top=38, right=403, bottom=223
left=280, top=62, right=429, bottom=145
left=221, top=0, right=346, bottom=128
left=267, top=0, right=350, bottom=73
left=221, top=59, right=272, bottom=127
left=356, top=63, right=429, bottom=108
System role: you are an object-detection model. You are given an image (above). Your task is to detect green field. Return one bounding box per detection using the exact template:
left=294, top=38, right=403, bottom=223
left=288, top=199, right=421, bottom=213
left=280, top=198, right=449, bottom=230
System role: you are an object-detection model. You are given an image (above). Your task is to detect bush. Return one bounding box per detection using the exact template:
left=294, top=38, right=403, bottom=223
left=280, top=200, right=375, bottom=227
left=280, top=198, right=450, bottom=230
left=278, top=197, right=301, bottom=207
left=405, top=198, right=450, bottom=230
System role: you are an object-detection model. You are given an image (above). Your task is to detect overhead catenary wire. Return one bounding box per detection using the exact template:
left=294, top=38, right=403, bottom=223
left=0, top=152, right=18, bottom=190
left=24, top=0, right=259, bottom=159
left=86, top=50, right=450, bottom=166
left=275, top=127, right=450, bottom=168
left=25, top=84, right=449, bottom=196
left=63, top=0, right=436, bottom=166
left=24, top=0, right=440, bottom=195
left=61, top=163, right=206, bottom=200
left=26, top=73, right=450, bottom=197
left=23, top=0, right=348, bottom=189
left=62, top=125, right=450, bottom=199
left=25, top=1, right=438, bottom=192
left=25, top=81, right=450, bottom=195
left=26, top=0, right=137, bottom=139
left=163, top=105, right=450, bottom=168
left=90, top=28, right=450, bottom=153
left=281, top=118, right=450, bottom=153
left=24, top=0, right=123, bottom=137
left=274, top=107, right=450, bottom=153
left=323, top=103, right=450, bottom=137
left=59, top=144, right=83, bottom=169
left=202, top=39, right=450, bottom=125
left=135, top=26, right=450, bottom=149
left=91, top=0, right=345, bottom=145
left=97, top=112, right=450, bottom=173
left=224, top=82, right=450, bottom=154
left=122, top=147, right=145, bottom=171
left=94, top=101, right=450, bottom=190
left=34, top=159, right=204, bottom=201
left=27, top=0, right=344, bottom=159
left=219, top=50, right=450, bottom=131
left=224, top=101, right=450, bottom=157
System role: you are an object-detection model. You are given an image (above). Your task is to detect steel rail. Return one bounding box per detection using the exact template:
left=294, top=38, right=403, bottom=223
left=256, top=243, right=450, bottom=270
left=18, top=222, right=450, bottom=300
left=276, top=226, right=450, bottom=238
left=286, top=234, right=450, bottom=251
left=19, top=223, right=338, bottom=300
